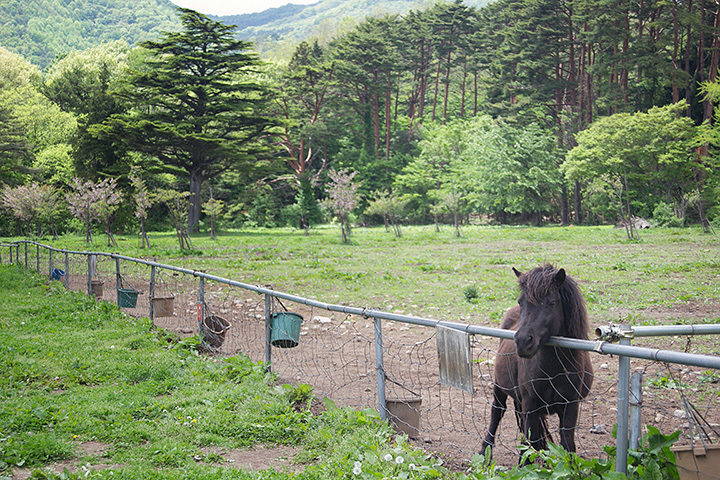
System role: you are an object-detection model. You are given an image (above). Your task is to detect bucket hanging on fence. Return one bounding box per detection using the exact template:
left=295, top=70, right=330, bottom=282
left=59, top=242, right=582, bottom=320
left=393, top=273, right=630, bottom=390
left=151, top=296, right=174, bottom=317
left=51, top=268, right=65, bottom=281
left=200, top=315, right=231, bottom=349
left=117, top=288, right=139, bottom=308
left=386, top=396, right=422, bottom=439
left=671, top=444, right=720, bottom=480
left=270, top=312, right=303, bottom=348
left=91, top=279, right=104, bottom=298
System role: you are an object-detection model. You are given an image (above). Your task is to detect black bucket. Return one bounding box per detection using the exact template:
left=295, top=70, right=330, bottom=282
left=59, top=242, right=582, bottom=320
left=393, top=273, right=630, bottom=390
left=200, top=315, right=231, bottom=349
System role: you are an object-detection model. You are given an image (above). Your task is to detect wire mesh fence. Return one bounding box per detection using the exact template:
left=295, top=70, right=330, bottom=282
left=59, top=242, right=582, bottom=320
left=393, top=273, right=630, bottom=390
left=2, top=240, right=720, bottom=477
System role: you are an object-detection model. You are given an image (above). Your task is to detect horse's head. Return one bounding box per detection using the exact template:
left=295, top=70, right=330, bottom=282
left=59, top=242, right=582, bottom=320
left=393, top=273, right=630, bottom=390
left=512, top=264, right=568, bottom=358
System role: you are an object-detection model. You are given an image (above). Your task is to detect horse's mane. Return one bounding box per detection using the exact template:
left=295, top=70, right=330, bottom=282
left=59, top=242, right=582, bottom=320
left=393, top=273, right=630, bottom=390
left=518, top=263, right=589, bottom=340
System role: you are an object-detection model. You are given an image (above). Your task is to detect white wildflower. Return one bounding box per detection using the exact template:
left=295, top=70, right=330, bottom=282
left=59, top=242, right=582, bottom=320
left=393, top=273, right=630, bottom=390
left=395, top=456, right=404, bottom=464
left=384, top=453, right=393, bottom=461
left=353, top=461, right=362, bottom=475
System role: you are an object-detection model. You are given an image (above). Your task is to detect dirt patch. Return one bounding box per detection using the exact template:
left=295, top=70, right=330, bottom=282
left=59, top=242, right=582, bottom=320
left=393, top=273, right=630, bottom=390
left=202, top=445, right=303, bottom=472
left=10, top=442, right=118, bottom=480
left=9, top=443, right=303, bottom=479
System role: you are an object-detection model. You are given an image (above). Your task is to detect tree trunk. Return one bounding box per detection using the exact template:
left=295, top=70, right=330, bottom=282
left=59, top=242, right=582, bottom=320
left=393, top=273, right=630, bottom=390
left=453, top=208, right=460, bottom=237
left=385, top=77, right=392, bottom=159
left=573, top=179, right=582, bottom=224
left=441, top=44, right=453, bottom=124
left=188, top=170, right=203, bottom=234
left=704, top=5, right=720, bottom=123
left=140, top=220, right=150, bottom=248
left=85, top=215, right=92, bottom=244
left=560, top=184, right=569, bottom=226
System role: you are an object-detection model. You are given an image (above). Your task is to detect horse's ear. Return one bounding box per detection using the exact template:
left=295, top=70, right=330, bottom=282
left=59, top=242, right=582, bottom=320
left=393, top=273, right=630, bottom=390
left=512, top=267, right=522, bottom=278
left=554, top=268, right=566, bottom=286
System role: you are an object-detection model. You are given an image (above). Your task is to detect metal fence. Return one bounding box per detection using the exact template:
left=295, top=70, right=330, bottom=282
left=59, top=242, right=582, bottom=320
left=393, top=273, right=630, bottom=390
left=2, top=240, right=720, bottom=476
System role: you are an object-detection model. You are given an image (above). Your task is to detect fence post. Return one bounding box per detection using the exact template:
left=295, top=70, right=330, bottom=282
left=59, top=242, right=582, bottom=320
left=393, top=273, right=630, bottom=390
left=87, top=255, right=93, bottom=296
left=115, top=257, right=121, bottom=307
left=197, top=276, right=205, bottom=332
left=615, top=325, right=632, bottom=474
left=24, top=242, right=27, bottom=268
left=64, top=252, right=69, bottom=290
left=265, top=293, right=272, bottom=372
left=149, top=266, right=156, bottom=322
left=36, top=244, right=40, bottom=274
left=629, top=372, right=643, bottom=450
left=49, top=249, right=53, bottom=278
left=374, top=316, right=388, bottom=421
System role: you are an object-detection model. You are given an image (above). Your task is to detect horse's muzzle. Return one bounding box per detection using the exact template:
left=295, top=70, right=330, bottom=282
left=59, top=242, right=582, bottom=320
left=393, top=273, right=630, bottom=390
left=515, top=333, right=537, bottom=358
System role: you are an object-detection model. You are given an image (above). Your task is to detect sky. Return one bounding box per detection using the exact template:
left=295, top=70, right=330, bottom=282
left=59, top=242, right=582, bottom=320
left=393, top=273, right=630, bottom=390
left=170, top=0, right=319, bottom=16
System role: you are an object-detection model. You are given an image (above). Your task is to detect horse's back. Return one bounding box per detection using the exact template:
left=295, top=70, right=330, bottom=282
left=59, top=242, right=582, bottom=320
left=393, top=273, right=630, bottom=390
left=500, top=305, right=520, bottom=331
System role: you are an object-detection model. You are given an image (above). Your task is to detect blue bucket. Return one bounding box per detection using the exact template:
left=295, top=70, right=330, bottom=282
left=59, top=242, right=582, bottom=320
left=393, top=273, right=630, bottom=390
left=270, top=312, right=303, bottom=348
left=51, top=268, right=65, bottom=281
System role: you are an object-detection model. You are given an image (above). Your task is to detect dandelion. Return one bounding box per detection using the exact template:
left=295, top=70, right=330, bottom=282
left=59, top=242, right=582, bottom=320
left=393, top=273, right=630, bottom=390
left=384, top=453, right=394, bottom=462
left=353, top=461, right=362, bottom=475
left=192, top=419, right=197, bottom=423
left=395, top=456, right=404, bottom=464
left=409, top=463, right=416, bottom=470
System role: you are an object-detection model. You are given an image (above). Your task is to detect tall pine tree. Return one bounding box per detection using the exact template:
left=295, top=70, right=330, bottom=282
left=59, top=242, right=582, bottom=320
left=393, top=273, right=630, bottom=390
left=101, top=8, right=277, bottom=232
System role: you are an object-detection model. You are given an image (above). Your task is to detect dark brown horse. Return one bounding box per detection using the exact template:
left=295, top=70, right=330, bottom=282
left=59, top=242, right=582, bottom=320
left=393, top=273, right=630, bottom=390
left=480, top=264, right=594, bottom=459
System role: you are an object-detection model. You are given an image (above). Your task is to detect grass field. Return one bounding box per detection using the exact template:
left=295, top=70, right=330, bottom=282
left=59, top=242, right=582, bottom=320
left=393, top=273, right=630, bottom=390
left=9, top=223, right=720, bottom=328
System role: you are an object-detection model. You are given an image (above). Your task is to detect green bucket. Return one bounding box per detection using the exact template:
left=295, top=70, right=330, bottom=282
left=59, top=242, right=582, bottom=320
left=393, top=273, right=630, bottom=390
left=118, top=288, right=139, bottom=308
left=271, top=312, right=303, bottom=348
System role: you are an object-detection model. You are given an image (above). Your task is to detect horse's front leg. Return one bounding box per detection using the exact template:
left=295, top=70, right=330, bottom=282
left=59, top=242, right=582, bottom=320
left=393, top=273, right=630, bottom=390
left=524, top=416, right=547, bottom=451
left=521, top=401, right=548, bottom=453
left=480, top=385, right=508, bottom=457
left=557, top=401, right=580, bottom=453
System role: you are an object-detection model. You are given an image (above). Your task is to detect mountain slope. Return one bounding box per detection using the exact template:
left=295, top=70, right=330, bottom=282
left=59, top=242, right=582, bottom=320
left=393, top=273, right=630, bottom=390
left=217, top=0, right=490, bottom=58
left=0, top=0, right=180, bottom=68
left=0, top=0, right=489, bottom=68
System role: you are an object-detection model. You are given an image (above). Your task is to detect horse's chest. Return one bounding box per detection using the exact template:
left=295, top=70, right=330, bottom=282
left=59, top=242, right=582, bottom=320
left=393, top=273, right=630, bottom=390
left=517, top=359, right=583, bottom=408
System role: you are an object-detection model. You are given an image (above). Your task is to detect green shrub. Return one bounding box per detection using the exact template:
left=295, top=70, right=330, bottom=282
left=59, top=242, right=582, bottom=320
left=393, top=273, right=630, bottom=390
left=463, top=285, right=479, bottom=303
left=652, top=202, right=683, bottom=227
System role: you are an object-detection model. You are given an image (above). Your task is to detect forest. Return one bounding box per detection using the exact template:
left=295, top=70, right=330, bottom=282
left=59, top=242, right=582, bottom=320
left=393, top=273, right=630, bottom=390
left=2, top=0, right=720, bottom=244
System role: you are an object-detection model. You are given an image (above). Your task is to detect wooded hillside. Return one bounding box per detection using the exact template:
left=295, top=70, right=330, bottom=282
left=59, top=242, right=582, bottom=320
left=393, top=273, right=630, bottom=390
left=0, top=0, right=181, bottom=68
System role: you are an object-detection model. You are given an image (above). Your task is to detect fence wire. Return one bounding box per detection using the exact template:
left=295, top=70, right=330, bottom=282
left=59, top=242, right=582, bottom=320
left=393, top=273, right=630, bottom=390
left=2, top=242, right=720, bottom=477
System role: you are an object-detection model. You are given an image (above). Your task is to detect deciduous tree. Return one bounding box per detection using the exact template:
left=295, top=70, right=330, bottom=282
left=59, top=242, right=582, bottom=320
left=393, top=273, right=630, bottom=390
left=66, top=177, right=122, bottom=245
left=323, top=168, right=359, bottom=244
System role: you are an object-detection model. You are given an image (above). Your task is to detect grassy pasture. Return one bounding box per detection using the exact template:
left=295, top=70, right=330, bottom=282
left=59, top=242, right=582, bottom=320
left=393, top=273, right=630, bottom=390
left=16, top=223, right=720, bottom=330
